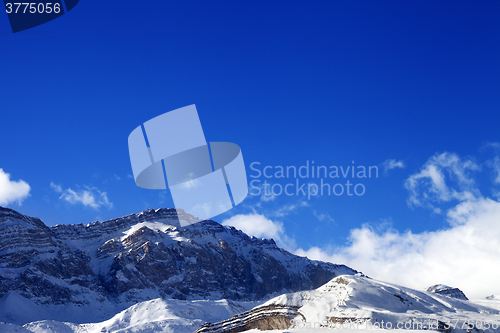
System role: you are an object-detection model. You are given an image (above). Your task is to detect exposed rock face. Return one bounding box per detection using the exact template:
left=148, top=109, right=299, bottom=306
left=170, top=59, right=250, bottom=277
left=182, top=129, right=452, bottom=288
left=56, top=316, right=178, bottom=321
left=0, top=207, right=105, bottom=305
left=195, top=304, right=300, bottom=333
left=0, top=206, right=357, bottom=307
left=426, top=284, right=469, bottom=300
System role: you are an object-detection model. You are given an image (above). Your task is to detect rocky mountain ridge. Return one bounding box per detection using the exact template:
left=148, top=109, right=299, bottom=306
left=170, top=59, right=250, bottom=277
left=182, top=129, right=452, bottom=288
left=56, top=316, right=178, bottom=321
left=426, top=284, right=469, bottom=300
left=0, top=206, right=357, bottom=324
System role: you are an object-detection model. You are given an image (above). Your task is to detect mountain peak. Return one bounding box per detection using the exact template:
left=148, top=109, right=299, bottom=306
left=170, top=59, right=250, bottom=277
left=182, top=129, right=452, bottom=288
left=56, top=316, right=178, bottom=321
left=196, top=275, right=496, bottom=333
left=426, top=284, right=469, bottom=300
left=0, top=207, right=357, bottom=325
left=0, top=206, right=47, bottom=230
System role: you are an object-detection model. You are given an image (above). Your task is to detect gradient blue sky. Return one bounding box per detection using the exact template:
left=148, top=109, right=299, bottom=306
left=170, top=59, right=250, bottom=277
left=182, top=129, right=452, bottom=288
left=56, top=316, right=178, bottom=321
left=1, top=1, right=500, bottom=296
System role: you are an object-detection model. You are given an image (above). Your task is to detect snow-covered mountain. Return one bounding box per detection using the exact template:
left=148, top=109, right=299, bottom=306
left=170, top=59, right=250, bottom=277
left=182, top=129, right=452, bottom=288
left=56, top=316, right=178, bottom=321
left=3, top=275, right=500, bottom=333
left=4, top=206, right=499, bottom=333
left=426, top=284, right=469, bottom=300
left=0, top=206, right=356, bottom=326
left=6, top=298, right=260, bottom=333
left=196, top=275, right=500, bottom=333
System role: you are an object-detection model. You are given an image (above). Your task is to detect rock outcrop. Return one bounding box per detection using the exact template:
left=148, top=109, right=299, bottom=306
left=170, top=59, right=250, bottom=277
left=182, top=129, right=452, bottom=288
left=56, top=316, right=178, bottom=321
left=426, top=284, right=469, bottom=300
left=0, top=206, right=357, bottom=308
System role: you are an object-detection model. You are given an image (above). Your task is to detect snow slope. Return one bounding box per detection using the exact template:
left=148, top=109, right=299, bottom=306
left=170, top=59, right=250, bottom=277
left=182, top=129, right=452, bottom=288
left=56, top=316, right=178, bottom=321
left=197, top=274, right=500, bottom=333
left=277, top=274, right=500, bottom=332
left=4, top=298, right=260, bottom=333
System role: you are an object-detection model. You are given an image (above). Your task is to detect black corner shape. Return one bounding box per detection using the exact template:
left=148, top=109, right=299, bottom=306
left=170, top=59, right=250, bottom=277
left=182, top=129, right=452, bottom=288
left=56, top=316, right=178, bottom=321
left=4, top=0, right=79, bottom=33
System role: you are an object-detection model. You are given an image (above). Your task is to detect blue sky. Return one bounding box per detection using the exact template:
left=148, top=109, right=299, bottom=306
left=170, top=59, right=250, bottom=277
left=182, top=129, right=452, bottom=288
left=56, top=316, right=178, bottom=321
left=1, top=1, right=500, bottom=297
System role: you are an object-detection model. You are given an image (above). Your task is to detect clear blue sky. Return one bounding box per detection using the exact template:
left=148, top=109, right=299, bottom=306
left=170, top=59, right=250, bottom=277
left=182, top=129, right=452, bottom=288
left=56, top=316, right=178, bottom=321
left=1, top=2, right=500, bottom=294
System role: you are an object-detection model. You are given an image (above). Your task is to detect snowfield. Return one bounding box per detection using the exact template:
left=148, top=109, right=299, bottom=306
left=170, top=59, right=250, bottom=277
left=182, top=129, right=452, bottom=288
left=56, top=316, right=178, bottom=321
left=1, top=298, right=260, bottom=333
left=2, top=275, right=499, bottom=333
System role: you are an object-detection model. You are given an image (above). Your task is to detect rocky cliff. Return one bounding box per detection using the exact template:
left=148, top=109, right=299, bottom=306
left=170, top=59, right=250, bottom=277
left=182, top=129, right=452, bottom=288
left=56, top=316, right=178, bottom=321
left=0, top=206, right=357, bottom=309
left=426, top=284, right=469, bottom=300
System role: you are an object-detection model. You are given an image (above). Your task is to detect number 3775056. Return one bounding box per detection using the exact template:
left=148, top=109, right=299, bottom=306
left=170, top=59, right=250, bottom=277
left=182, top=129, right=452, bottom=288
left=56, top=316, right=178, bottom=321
left=5, top=3, right=61, bottom=14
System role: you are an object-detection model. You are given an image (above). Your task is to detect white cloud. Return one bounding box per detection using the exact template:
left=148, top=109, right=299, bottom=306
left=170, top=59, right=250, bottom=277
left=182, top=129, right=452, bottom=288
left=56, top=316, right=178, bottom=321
left=261, top=188, right=277, bottom=202
left=294, top=152, right=500, bottom=299
left=222, top=213, right=297, bottom=251
left=230, top=152, right=500, bottom=298
left=250, top=182, right=278, bottom=203
left=181, top=179, right=200, bottom=189
left=382, top=159, right=405, bottom=174
left=271, top=201, right=308, bottom=217
left=295, top=197, right=500, bottom=299
left=51, top=183, right=113, bottom=209
left=486, top=156, right=500, bottom=184
left=313, top=210, right=335, bottom=223
left=481, top=141, right=500, bottom=151
left=222, top=213, right=283, bottom=240
left=50, top=182, right=62, bottom=193
left=404, top=152, right=480, bottom=208
left=0, top=169, right=30, bottom=206
left=180, top=172, right=200, bottom=189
